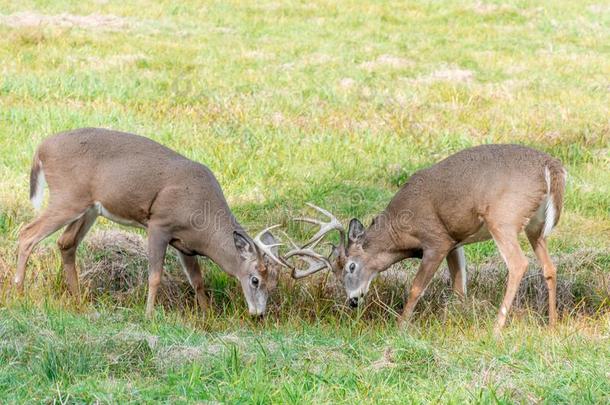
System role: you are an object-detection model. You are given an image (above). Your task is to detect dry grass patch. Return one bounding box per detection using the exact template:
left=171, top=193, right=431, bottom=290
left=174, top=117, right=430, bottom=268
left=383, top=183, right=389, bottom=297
left=369, top=347, right=396, bottom=371
left=410, top=67, right=475, bottom=84
left=0, top=12, right=131, bottom=31
left=359, top=55, right=414, bottom=71
left=76, top=229, right=608, bottom=319
left=339, top=77, right=356, bottom=89
left=80, top=230, right=192, bottom=308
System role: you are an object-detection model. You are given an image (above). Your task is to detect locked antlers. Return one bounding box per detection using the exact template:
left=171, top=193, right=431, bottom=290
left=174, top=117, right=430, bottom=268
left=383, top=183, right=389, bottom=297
left=284, top=238, right=332, bottom=279
left=252, top=204, right=345, bottom=278
left=284, top=203, right=346, bottom=278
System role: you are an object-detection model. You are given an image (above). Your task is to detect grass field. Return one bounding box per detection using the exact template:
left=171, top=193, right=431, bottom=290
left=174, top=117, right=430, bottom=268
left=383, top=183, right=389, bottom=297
left=1, top=0, right=609, bottom=403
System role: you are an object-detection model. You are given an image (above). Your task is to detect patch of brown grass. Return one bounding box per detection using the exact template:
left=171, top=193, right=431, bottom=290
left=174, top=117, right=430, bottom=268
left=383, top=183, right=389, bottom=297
left=411, top=67, right=475, bottom=84
left=0, top=12, right=131, bottom=31
left=276, top=247, right=609, bottom=320
left=387, top=248, right=608, bottom=319
left=80, top=230, right=192, bottom=309
left=9, top=229, right=603, bottom=322
left=359, top=54, right=414, bottom=71
left=7, top=26, right=48, bottom=45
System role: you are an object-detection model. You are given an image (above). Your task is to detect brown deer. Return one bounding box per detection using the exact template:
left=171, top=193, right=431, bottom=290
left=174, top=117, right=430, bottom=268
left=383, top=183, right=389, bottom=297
left=287, top=145, right=566, bottom=333
left=15, top=128, right=290, bottom=317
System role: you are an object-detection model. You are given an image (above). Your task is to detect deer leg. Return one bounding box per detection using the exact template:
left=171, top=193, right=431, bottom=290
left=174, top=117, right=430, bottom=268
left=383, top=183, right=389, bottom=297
left=177, top=251, right=209, bottom=314
left=145, top=227, right=169, bottom=318
left=15, top=206, right=89, bottom=292
left=488, top=224, right=529, bottom=335
left=446, top=246, right=467, bottom=297
left=399, top=247, right=451, bottom=326
left=56, top=207, right=97, bottom=297
left=526, top=231, right=558, bottom=327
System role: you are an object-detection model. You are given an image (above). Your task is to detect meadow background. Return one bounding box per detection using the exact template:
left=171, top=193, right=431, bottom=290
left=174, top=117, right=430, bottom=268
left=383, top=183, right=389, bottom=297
left=0, top=0, right=609, bottom=403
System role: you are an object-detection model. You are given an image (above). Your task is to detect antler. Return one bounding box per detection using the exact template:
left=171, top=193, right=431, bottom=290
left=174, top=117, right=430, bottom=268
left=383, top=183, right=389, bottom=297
left=253, top=225, right=292, bottom=269
left=293, top=203, right=345, bottom=247
left=284, top=238, right=332, bottom=279
left=282, top=203, right=347, bottom=279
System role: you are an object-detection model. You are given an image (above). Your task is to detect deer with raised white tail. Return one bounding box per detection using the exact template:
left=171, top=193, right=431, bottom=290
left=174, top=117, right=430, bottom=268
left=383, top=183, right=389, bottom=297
left=287, top=145, right=566, bottom=333
left=16, top=128, right=291, bottom=318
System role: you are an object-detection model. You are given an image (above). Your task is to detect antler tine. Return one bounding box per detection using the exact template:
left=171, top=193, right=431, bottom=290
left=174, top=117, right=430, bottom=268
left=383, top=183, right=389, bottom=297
left=292, top=202, right=345, bottom=247
left=280, top=230, right=301, bottom=250
left=284, top=246, right=332, bottom=279
left=304, top=202, right=335, bottom=218
left=291, top=217, right=327, bottom=247
left=253, top=224, right=292, bottom=269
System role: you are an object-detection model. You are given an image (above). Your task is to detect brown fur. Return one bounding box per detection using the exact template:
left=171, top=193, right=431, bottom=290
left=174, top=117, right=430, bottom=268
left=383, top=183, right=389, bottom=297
left=15, top=128, right=282, bottom=317
left=337, top=144, right=566, bottom=333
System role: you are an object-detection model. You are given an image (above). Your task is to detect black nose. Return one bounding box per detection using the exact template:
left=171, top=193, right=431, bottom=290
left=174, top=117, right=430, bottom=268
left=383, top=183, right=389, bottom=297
left=348, top=297, right=359, bottom=308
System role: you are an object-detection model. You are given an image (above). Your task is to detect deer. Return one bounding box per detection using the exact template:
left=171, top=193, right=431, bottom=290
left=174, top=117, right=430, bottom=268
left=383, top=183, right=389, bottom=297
left=285, top=144, right=566, bottom=334
left=15, top=127, right=291, bottom=318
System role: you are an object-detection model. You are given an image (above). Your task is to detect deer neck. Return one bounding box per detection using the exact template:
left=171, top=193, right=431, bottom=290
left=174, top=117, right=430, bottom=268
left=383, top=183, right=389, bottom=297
left=363, top=214, right=418, bottom=271
left=197, top=211, right=245, bottom=278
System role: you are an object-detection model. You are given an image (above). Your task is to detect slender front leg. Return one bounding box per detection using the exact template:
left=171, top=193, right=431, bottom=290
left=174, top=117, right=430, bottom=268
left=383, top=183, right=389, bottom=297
left=146, top=227, right=169, bottom=318
left=399, top=247, right=451, bottom=326
left=177, top=251, right=209, bottom=314
left=446, top=246, right=467, bottom=297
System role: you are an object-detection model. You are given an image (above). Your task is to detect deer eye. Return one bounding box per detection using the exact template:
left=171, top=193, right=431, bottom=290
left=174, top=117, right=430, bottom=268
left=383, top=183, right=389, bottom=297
left=251, top=276, right=260, bottom=287
left=348, top=263, right=356, bottom=273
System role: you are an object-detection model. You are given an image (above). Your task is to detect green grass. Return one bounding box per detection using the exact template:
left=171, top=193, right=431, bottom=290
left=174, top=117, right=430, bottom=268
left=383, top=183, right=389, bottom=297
left=0, top=0, right=609, bottom=403
left=1, top=304, right=608, bottom=403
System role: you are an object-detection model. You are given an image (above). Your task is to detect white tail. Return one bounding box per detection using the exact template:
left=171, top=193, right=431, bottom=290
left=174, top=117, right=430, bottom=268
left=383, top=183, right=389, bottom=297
left=542, top=167, right=556, bottom=238
left=30, top=162, right=45, bottom=211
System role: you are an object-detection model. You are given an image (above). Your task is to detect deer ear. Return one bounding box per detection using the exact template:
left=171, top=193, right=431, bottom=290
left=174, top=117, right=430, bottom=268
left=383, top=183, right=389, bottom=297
left=233, top=231, right=256, bottom=261
left=348, top=218, right=365, bottom=244
left=259, top=231, right=279, bottom=256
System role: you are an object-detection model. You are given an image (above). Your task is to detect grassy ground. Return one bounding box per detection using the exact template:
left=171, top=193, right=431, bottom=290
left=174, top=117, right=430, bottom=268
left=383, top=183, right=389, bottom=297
left=0, top=0, right=609, bottom=403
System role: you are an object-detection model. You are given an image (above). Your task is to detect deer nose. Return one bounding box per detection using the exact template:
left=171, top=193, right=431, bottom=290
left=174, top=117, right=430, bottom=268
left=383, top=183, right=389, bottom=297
left=348, top=297, right=359, bottom=308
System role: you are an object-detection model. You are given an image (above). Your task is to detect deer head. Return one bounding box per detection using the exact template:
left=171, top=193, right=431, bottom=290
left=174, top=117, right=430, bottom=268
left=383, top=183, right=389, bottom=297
left=233, top=225, right=290, bottom=316
left=286, top=203, right=383, bottom=308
